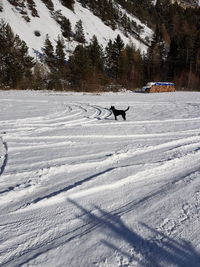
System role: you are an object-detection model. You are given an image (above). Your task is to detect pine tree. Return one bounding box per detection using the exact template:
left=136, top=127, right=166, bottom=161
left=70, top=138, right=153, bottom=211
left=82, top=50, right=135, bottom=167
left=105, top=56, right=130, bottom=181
left=55, top=36, right=66, bottom=78
left=27, top=0, right=39, bottom=17
left=32, top=62, right=48, bottom=90
left=112, top=35, right=125, bottom=79
left=118, top=49, right=129, bottom=85
left=194, top=31, right=200, bottom=77
left=104, top=39, right=115, bottom=78
left=60, top=17, right=72, bottom=40
left=114, top=34, right=125, bottom=54
left=60, top=0, right=75, bottom=10
left=68, top=45, right=92, bottom=90
left=0, top=21, right=34, bottom=88
left=146, top=25, right=166, bottom=81
left=74, top=20, right=85, bottom=44
left=87, top=35, right=103, bottom=71
left=40, top=0, right=54, bottom=11
left=42, top=34, right=56, bottom=71
left=166, top=37, right=178, bottom=80
left=86, top=35, right=105, bottom=89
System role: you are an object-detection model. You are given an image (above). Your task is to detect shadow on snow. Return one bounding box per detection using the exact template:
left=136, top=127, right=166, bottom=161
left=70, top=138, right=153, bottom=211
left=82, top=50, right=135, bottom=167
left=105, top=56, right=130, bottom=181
left=4, top=199, right=200, bottom=267
left=69, top=199, right=200, bottom=267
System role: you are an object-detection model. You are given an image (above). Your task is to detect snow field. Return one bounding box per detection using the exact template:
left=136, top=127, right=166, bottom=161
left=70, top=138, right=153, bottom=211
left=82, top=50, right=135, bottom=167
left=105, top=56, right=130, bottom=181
left=0, top=90, right=200, bottom=266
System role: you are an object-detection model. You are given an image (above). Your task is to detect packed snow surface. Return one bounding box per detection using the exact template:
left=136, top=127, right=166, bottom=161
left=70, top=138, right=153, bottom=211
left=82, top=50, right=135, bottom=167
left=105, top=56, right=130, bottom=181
left=0, top=90, right=200, bottom=266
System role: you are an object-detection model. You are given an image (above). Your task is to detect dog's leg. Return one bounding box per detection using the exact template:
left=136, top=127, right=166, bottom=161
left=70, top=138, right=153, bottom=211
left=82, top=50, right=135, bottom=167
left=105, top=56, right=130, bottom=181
left=122, top=113, right=126, bottom=120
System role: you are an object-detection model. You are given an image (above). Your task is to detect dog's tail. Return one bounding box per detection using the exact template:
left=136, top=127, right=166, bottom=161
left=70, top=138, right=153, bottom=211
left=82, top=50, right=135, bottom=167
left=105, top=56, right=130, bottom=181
left=125, top=106, right=129, bottom=112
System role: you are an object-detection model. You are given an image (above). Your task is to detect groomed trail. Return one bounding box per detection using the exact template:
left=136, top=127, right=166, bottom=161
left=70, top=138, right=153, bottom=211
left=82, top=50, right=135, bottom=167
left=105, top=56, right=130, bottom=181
left=0, top=90, right=200, bottom=267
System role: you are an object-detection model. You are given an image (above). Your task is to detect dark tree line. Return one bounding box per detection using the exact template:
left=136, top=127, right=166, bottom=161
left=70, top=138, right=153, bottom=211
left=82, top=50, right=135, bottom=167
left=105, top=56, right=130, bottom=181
left=41, top=33, right=144, bottom=91
left=40, top=28, right=200, bottom=91
left=1, top=22, right=199, bottom=91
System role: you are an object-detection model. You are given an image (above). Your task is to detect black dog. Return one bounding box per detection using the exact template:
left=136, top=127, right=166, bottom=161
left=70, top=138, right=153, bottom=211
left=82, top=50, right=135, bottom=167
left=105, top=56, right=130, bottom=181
left=110, top=106, right=129, bottom=120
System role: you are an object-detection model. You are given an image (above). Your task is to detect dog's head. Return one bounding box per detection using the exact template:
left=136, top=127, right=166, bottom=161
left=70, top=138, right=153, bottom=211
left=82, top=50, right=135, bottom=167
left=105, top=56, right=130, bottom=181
left=110, top=106, right=115, bottom=111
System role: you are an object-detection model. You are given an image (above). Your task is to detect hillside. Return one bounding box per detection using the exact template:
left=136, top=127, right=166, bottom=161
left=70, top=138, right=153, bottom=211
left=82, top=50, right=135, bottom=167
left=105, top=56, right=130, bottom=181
left=0, top=0, right=200, bottom=58
left=0, top=0, right=153, bottom=57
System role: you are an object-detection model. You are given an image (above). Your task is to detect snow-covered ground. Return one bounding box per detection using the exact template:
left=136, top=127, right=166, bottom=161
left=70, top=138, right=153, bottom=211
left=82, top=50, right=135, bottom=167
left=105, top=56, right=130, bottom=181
left=0, top=90, right=200, bottom=267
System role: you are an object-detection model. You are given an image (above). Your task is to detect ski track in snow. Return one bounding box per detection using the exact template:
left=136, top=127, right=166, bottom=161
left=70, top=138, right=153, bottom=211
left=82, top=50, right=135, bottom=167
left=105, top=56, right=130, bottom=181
left=0, top=91, right=200, bottom=266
